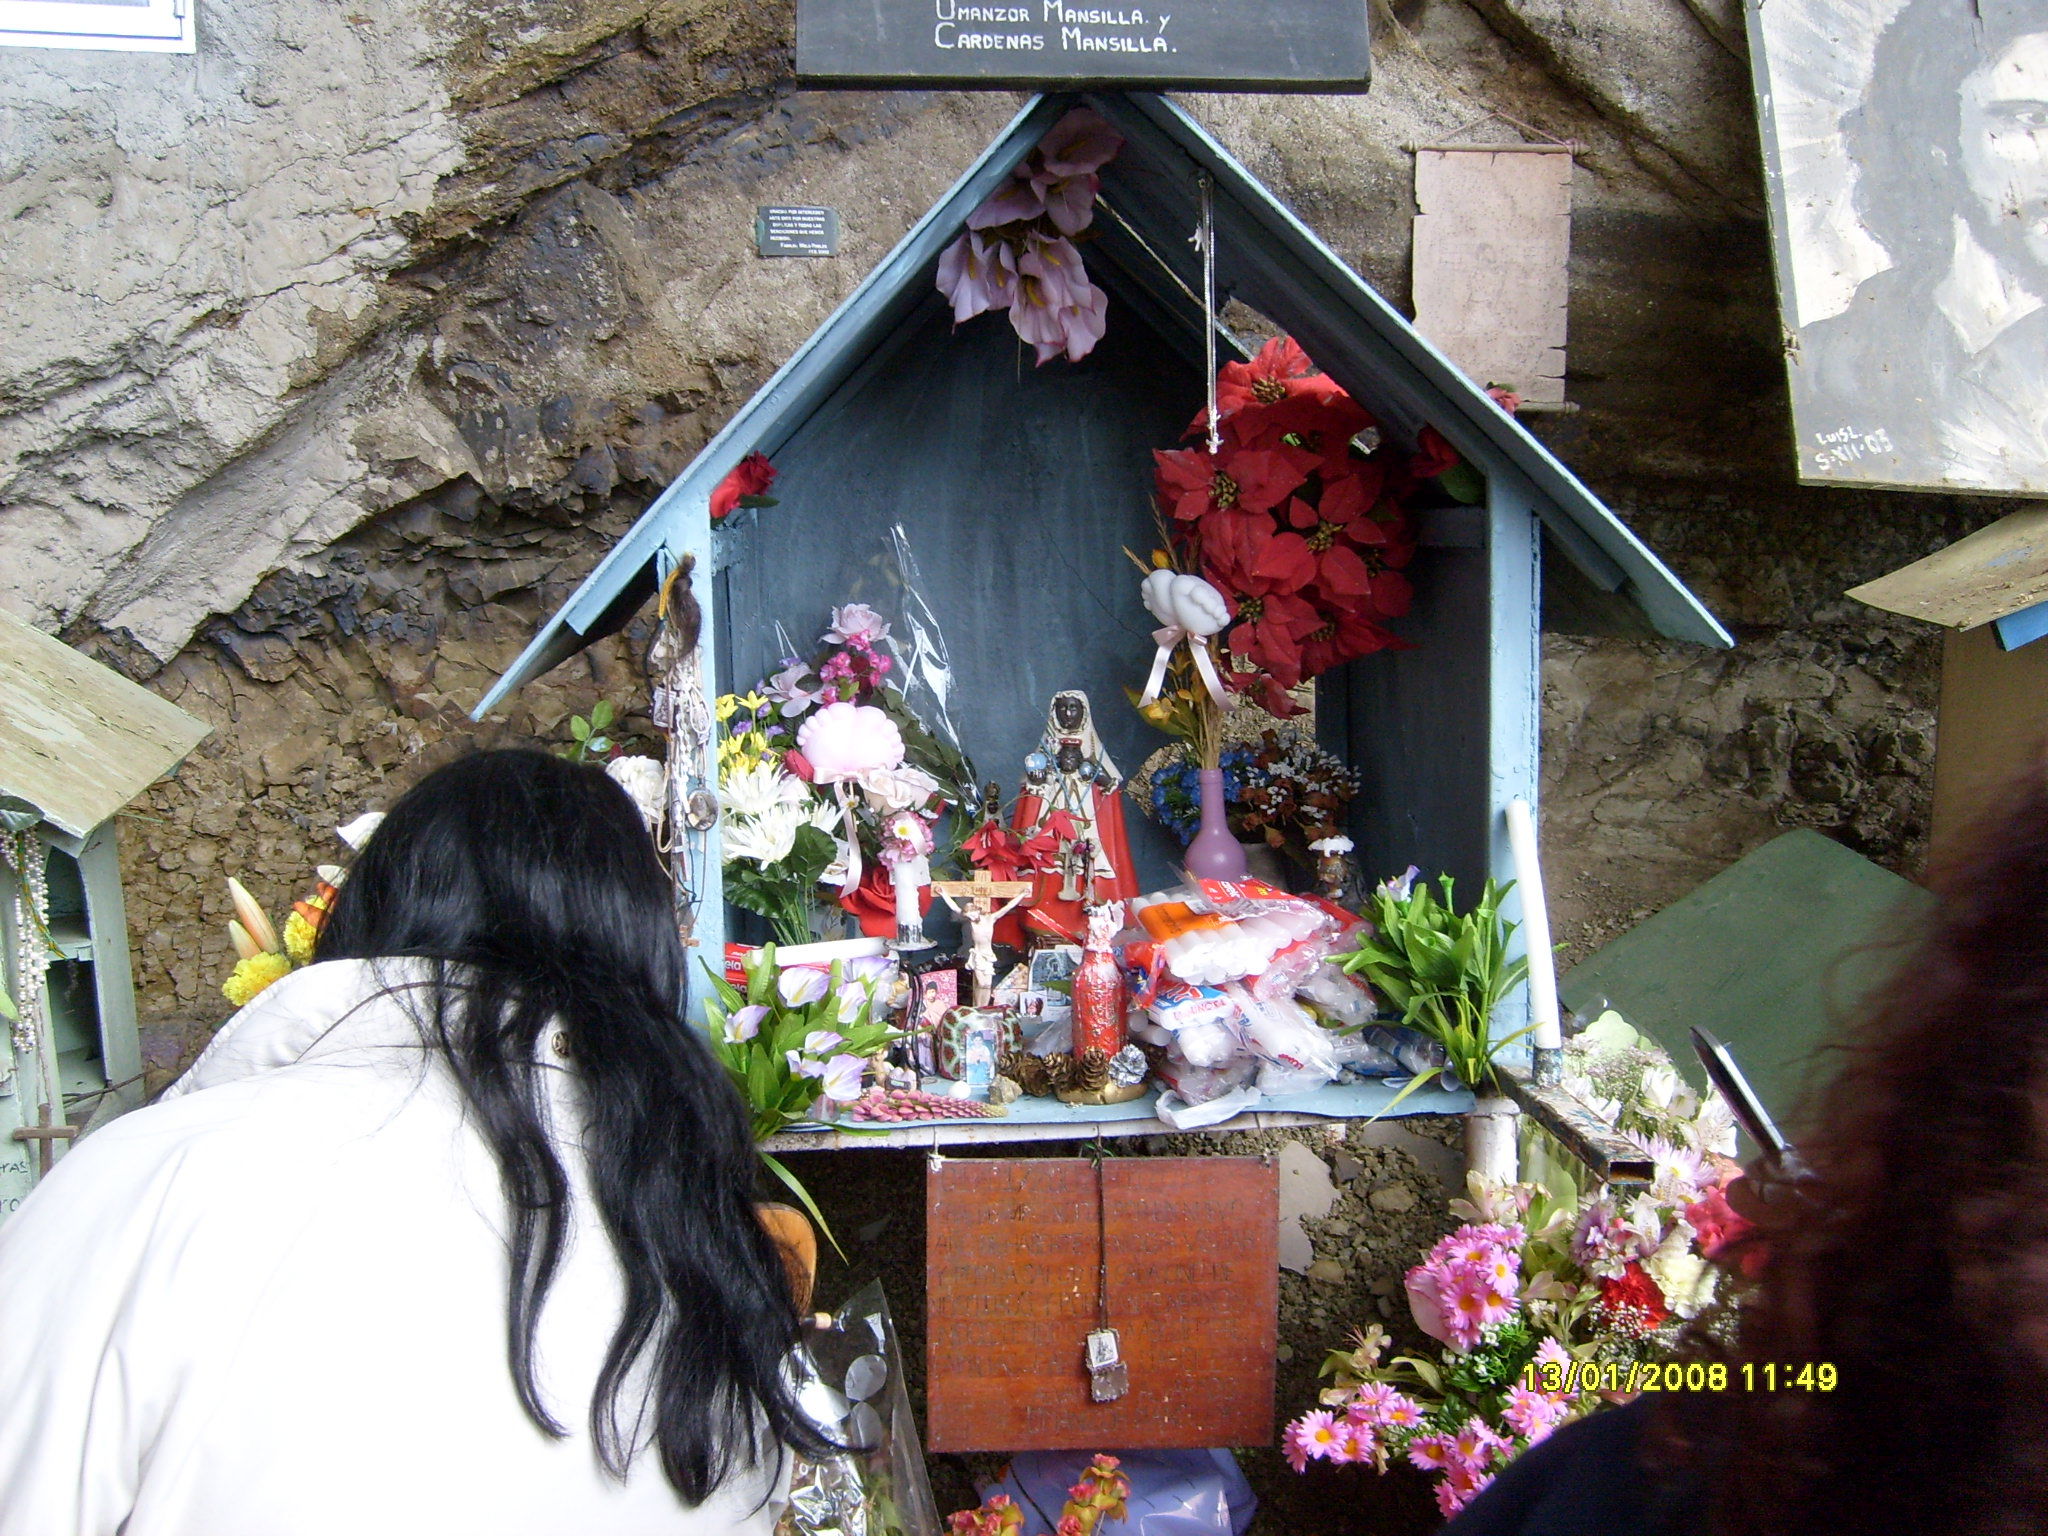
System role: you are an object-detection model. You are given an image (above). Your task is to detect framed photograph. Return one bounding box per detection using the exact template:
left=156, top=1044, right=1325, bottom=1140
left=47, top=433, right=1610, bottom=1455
left=1744, top=0, right=2048, bottom=494
left=1025, top=944, right=1082, bottom=1029
left=1, top=0, right=195, bottom=52
left=908, top=967, right=959, bottom=1076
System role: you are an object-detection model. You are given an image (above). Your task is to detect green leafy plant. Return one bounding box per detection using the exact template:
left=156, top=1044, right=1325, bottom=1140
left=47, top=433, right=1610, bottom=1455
left=702, top=946, right=902, bottom=1252
left=563, top=699, right=618, bottom=762
left=1341, top=873, right=1535, bottom=1110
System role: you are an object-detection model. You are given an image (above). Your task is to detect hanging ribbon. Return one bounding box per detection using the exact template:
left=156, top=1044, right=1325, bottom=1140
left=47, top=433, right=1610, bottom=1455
left=832, top=780, right=864, bottom=900
left=1138, top=570, right=1232, bottom=708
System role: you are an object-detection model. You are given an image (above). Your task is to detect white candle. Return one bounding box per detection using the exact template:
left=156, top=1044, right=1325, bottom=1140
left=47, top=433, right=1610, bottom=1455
left=1505, top=798, right=1562, bottom=1051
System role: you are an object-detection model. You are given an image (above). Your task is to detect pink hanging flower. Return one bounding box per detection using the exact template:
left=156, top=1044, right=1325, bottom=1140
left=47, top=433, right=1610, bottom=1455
left=937, top=231, right=1018, bottom=324
left=1036, top=106, right=1124, bottom=178
left=967, top=171, right=1049, bottom=230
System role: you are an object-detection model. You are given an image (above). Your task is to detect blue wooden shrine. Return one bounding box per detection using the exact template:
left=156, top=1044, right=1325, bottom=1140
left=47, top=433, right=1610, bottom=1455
left=476, top=92, right=1729, bottom=1119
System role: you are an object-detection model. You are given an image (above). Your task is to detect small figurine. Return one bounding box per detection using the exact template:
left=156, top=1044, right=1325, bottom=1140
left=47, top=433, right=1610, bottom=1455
left=1071, top=901, right=1129, bottom=1057
left=933, top=872, right=1033, bottom=1007
left=1009, top=691, right=1140, bottom=946
left=1310, top=833, right=1359, bottom=907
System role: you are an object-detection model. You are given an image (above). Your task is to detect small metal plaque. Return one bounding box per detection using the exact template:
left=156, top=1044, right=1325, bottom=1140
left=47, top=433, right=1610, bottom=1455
left=756, top=206, right=841, bottom=258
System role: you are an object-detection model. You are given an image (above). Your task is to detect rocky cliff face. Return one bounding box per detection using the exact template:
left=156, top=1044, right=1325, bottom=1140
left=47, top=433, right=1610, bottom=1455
left=0, top=0, right=2013, bottom=1038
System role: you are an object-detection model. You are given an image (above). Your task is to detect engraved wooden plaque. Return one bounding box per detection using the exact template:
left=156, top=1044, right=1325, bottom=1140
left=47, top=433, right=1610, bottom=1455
left=925, top=1156, right=1277, bottom=1451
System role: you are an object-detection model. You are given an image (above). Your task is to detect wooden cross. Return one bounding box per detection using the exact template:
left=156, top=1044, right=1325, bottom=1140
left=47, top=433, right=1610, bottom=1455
left=12, top=1101, right=77, bottom=1177
left=930, top=871, right=1035, bottom=909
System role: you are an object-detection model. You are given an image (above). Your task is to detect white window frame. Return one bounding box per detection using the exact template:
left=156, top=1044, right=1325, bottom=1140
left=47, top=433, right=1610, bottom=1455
left=0, top=0, right=193, bottom=53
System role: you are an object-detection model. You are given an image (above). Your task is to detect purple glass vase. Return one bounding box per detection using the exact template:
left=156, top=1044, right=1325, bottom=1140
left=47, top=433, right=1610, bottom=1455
left=1184, top=767, right=1248, bottom=881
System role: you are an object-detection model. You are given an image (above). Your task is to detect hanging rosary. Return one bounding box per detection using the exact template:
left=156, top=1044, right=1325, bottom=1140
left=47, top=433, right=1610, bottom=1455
left=1085, top=1133, right=1129, bottom=1402
left=647, top=556, right=718, bottom=944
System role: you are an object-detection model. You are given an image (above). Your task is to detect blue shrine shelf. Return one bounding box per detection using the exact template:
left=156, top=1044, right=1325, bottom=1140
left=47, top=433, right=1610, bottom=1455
left=765, top=1077, right=1475, bottom=1149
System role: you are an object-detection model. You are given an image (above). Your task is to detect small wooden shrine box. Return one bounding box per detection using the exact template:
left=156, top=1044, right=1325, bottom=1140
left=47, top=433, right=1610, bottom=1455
left=0, top=609, right=208, bottom=1219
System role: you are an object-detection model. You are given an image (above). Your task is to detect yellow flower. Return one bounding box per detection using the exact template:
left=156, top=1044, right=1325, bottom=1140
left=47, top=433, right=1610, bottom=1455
left=714, top=693, right=744, bottom=723
left=223, top=950, right=293, bottom=1008
left=283, top=909, right=319, bottom=966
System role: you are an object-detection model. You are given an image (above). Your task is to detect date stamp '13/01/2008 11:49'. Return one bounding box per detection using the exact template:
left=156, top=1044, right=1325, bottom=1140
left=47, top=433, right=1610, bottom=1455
left=1524, top=1360, right=1840, bottom=1395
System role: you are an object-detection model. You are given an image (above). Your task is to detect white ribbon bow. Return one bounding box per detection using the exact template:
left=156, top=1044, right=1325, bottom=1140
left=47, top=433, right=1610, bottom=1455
left=1139, top=569, right=1232, bottom=709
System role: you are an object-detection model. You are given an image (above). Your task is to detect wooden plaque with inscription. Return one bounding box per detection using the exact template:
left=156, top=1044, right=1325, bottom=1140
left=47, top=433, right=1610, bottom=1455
left=925, top=1156, right=1277, bottom=1451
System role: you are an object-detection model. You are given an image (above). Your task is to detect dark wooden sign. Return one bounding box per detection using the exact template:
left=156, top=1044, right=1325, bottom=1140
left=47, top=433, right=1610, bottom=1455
left=796, top=1, right=1371, bottom=92
left=925, top=1156, right=1278, bottom=1451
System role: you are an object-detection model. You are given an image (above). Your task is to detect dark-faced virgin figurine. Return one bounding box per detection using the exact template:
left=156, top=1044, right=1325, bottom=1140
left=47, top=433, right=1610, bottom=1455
left=1006, top=690, right=1139, bottom=947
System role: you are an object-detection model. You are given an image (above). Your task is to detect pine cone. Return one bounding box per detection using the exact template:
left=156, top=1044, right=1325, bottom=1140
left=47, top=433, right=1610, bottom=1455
left=1074, top=1047, right=1111, bottom=1094
left=1001, top=1050, right=1053, bottom=1098
left=1041, top=1052, right=1077, bottom=1092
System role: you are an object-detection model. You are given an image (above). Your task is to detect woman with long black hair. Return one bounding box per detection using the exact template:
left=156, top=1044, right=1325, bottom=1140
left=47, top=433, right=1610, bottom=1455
left=0, top=748, right=826, bottom=1534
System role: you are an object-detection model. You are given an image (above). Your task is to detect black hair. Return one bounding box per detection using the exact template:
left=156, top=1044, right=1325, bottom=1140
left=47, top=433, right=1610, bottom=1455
left=1848, top=0, right=2047, bottom=269
left=316, top=748, right=828, bottom=1501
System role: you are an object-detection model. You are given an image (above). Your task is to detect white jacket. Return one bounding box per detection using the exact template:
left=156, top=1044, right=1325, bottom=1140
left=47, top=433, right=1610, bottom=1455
left=0, top=959, right=785, bottom=1535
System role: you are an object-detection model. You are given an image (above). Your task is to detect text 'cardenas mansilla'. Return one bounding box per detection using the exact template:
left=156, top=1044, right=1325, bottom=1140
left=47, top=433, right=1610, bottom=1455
left=932, top=0, right=1174, bottom=52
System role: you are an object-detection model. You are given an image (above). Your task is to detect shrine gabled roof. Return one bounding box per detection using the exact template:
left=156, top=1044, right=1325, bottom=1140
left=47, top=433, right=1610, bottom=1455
left=476, top=91, right=1729, bottom=717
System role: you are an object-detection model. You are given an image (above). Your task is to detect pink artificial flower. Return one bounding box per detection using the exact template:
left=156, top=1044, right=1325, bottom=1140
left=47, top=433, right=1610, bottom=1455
left=1296, top=1410, right=1343, bottom=1461
left=764, top=661, right=824, bottom=718
left=1442, top=1262, right=1517, bottom=1351
left=797, top=702, right=905, bottom=783
left=1036, top=170, right=1101, bottom=237
left=1435, top=1479, right=1468, bottom=1520
left=1406, top=1432, right=1456, bottom=1472
left=1406, top=1261, right=1455, bottom=1347
left=1435, top=1463, right=1494, bottom=1518
left=1046, top=280, right=1108, bottom=365
left=777, top=967, right=831, bottom=1007
left=722, top=1004, right=767, bottom=1044
left=1348, top=1383, right=1423, bottom=1430
left=801, top=1030, right=845, bottom=1056
left=1281, top=1417, right=1315, bottom=1474
left=1036, top=106, right=1124, bottom=178
left=1448, top=1415, right=1509, bottom=1473
left=824, top=603, right=892, bottom=646
left=1017, top=236, right=1087, bottom=308
left=785, top=1051, right=825, bottom=1079
left=816, top=1053, right=868, bottom=1103
left=1326, top=1420, right=1374, bottom=1464
left=967, top=171, right=1048, bottom=230
left=1532, top=1336, right=1575, bottom=1390
left=1503, top=1384, right=1569, bottom=1443
left=936, top=231, right=1015, bottom=323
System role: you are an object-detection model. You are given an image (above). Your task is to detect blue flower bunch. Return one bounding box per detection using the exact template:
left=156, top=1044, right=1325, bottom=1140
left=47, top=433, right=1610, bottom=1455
left=1147, top=745, right=1256, bottom=845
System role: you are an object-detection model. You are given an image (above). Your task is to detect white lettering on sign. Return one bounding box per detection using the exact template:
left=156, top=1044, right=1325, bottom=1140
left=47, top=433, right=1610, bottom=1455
left=928, top=0, right=1173, bottom=54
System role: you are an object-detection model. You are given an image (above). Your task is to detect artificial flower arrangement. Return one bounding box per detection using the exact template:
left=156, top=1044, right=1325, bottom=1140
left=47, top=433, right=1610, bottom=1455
left=716, top=602, right=977, bottom=943
left=1285, top=1154, right=1747, bottom=1518
left=1336, top=870, right=1534, bottom=1109
left=1137, top=728, right=1359, bottom=863
left=220, top=871, right=337, bottom=1005
left=1150, top=334, right=1441, bottom=720
left=948, top=1455, right=1131, bottom=1536
left=217, top=813, right=383, bottom=1007
left=703, top=944, right=901, bottom=1230
left=936, top=107, right=1124, bottom=366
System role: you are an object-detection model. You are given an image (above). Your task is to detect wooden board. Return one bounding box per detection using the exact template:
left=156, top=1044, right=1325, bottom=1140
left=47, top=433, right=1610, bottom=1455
left=0, top=607, right=209, bottom=840
left=925, top=1156, right=1277, bottom=1451
left=1560, top=829, right=1933, bottom=1138
left=795, top=1, right=1371, bottom=93
left=1412, top=149, right=1572, bottom=406
left=1930, top=622, right=2048, bottom=876
left=1846, top=508, right=2048, bottom=631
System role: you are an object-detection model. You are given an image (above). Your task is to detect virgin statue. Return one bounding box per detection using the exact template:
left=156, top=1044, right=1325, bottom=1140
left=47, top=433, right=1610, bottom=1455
left=1002, top=690, right=1140, bottom=946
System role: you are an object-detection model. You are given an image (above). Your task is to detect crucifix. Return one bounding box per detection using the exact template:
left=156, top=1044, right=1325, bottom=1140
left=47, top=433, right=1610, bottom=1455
left=931, top=872, right=1034, bottom=1007
left=12, top=1102, right=76, bottom=1177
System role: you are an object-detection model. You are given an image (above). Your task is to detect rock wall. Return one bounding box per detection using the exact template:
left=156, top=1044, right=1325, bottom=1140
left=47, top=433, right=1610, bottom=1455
left=1, top=0, right=2015, bottom=1027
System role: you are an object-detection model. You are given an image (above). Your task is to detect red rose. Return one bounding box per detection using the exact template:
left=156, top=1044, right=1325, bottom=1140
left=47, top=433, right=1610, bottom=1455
left=1409, top=426, right=1462, bottom=480
left=710, top=451, right=777, bottom=521
left=781, top=749, right=815, bottom=782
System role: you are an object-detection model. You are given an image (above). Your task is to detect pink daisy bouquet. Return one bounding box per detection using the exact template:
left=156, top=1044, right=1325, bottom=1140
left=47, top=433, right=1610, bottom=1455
left=1285, top=1167, right=1737, bottom=1519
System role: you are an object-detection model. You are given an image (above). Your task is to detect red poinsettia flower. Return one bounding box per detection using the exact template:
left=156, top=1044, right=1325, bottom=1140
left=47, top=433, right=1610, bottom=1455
left=1218, top=335, right=1318, bottom=411
left=1154, top=445, right=1312, bottom=523
left=963, top=818, right=1032, bottom=882
left=1333, top=513, right=1416, bottom=620
left=710, top=451, right=777, bottom=520
left=1205, top=543, right=1323, bottom=690
left=1296, top=604, right=1403, bottom=677
left=1018, top=809, right=1080, bottom=872
left=1409, top=426, right=1462, bottom=480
